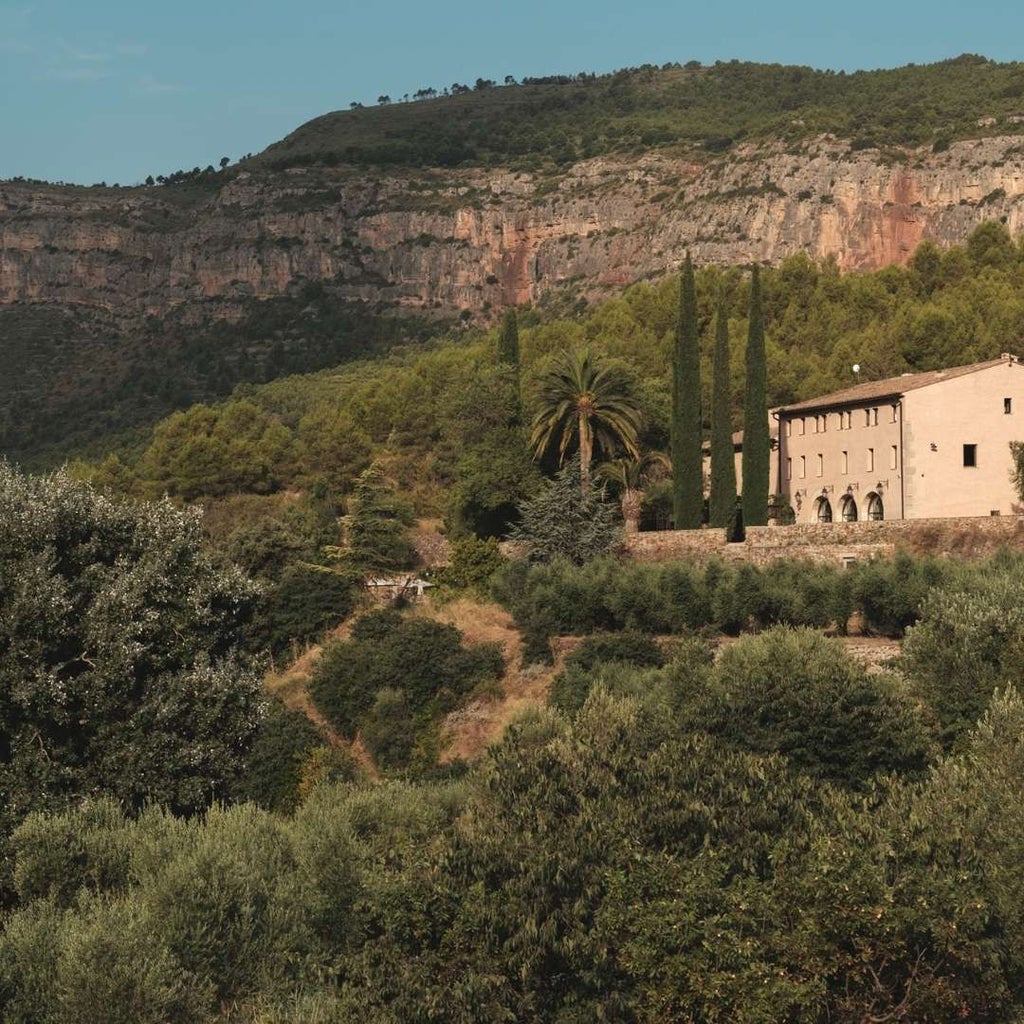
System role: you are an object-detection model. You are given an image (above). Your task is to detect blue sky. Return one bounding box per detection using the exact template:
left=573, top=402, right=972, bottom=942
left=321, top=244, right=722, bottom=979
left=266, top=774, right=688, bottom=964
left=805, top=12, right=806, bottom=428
left=2, top=0, right=1023, bottom=185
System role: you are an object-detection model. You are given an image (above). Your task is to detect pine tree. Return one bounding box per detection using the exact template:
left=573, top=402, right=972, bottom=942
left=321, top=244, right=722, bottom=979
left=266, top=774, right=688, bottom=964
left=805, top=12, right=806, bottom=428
left=709, top=302, right=737, bottom=527
left=742, top=265, right=770, bottom=527
left=671, top=254, right=703, bottom=529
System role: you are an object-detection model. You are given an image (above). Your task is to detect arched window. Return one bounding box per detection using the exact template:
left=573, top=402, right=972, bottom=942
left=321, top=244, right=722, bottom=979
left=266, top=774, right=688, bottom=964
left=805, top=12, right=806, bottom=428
left=841, top=496, right=858, bottom=522
left=816, top=497, right=833, bottom=523
left=867, top=493, right=884, bottom=521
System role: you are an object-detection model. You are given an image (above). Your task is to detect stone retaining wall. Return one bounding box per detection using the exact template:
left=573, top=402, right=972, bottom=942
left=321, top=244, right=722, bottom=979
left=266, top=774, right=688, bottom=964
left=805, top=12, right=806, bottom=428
left=625, top=515, right=1024, bottom=566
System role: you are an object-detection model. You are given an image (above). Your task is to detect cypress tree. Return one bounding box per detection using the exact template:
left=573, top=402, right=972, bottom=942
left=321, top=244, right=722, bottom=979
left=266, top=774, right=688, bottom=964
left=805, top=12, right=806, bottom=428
left=497, top=309, right=521, bottom=423
left=671, top=254, right=703, bottom=529
left=497, top=309, right=520, bottom=368
left=742, top=265, right=770, bottom=527
left=709, top=302, right=737, bottom=527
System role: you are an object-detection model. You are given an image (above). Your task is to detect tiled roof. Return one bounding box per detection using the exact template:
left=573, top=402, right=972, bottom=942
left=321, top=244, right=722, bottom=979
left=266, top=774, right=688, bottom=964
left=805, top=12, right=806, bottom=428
left=777, top=356, right=1018, bottom=415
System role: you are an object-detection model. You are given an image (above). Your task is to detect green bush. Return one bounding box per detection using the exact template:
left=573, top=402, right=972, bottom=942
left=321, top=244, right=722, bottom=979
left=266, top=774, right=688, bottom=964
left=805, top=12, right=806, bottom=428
left=132, top=804, right=311, bottom=1004
left=903, top=571, right=1024, bottom=746
left=310, top=610, right=504, bottom=741
left=254, top=563, right=359, bottom=655
left=566, top=630, right=665, bottom=672
left=360, top=688, right=417, bottom=770
left=433, top=535, right=506, bottom=590
left=688, top=627, right=935, bottom=789
left=54, top=896, right=208, bottom=1024
left=12, top=799, right=134, bottom=908
left=849, top=551, right=947, bottom=636
left=232, top=698, right=324, bottom=811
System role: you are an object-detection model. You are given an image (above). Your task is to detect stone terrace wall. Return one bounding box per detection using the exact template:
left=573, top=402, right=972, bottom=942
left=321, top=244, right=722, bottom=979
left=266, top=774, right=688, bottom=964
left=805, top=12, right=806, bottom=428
left=625, top=516, right=1024, bottom=566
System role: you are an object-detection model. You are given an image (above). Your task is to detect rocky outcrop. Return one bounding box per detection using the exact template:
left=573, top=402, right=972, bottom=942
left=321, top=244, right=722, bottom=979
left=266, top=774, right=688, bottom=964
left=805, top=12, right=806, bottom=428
left=2, top=135, right=1023, bottom=320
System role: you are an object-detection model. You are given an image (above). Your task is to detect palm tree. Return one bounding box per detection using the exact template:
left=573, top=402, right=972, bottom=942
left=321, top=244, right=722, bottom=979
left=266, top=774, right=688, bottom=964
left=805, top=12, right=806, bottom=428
left=596, top=452, right=671, bottom=535
left=529, top=348, right=641, bottom=493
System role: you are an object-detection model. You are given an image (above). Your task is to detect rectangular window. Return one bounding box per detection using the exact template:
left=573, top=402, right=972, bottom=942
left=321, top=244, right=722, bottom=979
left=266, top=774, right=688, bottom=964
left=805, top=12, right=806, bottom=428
left=816, top=454, right=823, bottom=477
left=866, top=448, right=874, bottom=472
left=785, top=420, right=792, bottom=437
left=820, top=415, right=827, bottom=433
left=872, top=408, right=879, bottom=426
left=963, top=444, right=977, bottom=467
left=864, top=410, right=871, bottom=427
left=846, top=411, right=853, bottom=429
left=841, top=450, right=848, bottom=474
left=799, top=456, right=806, bottom=479
left=1006, top=398, right=1013, bottom=414
left=799, top=418, right=805, bottom=436
left=891, top=405, right=898, bottom=422
left=786, top=457, right=792, bottom=480
left=890, top=445, right=898, bottom=470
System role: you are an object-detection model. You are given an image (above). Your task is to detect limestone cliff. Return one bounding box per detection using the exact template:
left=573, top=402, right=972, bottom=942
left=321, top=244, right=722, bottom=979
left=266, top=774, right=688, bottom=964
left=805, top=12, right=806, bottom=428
left=3, top=135, right=1023, bottom=323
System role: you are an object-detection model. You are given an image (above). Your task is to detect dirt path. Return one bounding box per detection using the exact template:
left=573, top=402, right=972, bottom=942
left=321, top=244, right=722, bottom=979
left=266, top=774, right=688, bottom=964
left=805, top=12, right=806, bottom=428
left=263, top=618, right=380, bottom=779
left=267, top=596, right=902, bottom=774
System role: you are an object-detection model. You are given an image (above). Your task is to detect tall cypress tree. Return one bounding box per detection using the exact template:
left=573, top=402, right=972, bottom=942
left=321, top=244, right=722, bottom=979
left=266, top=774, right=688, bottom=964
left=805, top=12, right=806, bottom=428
left=497, top=309, right=521, bottom=423
left=742, top=265, right=770, bottom=527
left=709, top=302, right=737, bottom=527
left=497, top=309, right=520, bottom=368
left=672, top=254, right=703, bottom=529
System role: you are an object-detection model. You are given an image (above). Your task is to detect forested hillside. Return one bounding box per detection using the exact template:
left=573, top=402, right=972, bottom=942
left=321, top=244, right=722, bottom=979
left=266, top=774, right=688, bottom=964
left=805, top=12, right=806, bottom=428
left=260, top=54, right=1024, bottom=169
left=9, top=57, right=1024, bottom=1022
left=77, top=224, right=1024, bottom=515
left=4, top=56, right=1024, bottom=466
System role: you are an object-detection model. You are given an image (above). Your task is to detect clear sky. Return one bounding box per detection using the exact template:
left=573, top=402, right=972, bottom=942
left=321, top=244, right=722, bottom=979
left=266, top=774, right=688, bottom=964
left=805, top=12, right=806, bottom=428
left=2, top=0, right=1023, bottom=185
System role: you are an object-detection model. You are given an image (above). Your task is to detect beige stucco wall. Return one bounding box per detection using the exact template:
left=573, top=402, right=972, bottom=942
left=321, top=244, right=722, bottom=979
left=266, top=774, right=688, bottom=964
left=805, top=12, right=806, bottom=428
left=775, top=359, right=1024, bottom=522
left=902, top=361, right=1024, bottom=518
left=777, top=402, right=901, bottom=523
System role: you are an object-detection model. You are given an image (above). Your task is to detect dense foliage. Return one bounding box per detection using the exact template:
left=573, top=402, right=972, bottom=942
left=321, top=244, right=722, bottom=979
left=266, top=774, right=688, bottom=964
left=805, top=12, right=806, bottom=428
left=54, top=224, right=1024, bottom=543
left=672, top=257, right=703, bottom=528
left=309, top=609, right=504, bottom=770
left=0, top=464, right=264, bottom=855
left=4, top=684, right=1024, bottom=1020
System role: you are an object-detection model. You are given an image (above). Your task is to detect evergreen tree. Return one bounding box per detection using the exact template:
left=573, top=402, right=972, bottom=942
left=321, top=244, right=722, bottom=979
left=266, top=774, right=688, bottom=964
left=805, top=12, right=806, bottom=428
left=709, top=302, right=737, bottom=527
left=497, top=309, right=520, bottom=368
left=344, top=462, right=416, bottom=572
left=497, top=309, right=522, bottom=422
left=742, top=265, right=770, bottom=527
left=671, top=254, right=703, bottom=528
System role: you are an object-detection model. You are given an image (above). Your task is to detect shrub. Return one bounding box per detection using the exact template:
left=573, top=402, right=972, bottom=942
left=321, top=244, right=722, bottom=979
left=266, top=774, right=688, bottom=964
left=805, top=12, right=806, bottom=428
left=232, top=698, right=325, bottom=811
left=688, top=627, right=935, bottom=788
left=902, top=571, right=1024, bottom=746
left=433, top=535, right=505, bottom=590
left=309, top=610, right=504, bottom=741
left=360, top=689, right=417, bottom=770
left=254, top=563, right=359, bottom=655
left=566, top=631, right=665, bottom=672
left=849, top=551, right=946, bottom=636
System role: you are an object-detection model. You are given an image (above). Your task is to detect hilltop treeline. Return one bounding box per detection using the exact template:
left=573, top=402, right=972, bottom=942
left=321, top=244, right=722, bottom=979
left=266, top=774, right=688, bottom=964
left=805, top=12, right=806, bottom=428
left=259, top=54, right=1024, bottom=171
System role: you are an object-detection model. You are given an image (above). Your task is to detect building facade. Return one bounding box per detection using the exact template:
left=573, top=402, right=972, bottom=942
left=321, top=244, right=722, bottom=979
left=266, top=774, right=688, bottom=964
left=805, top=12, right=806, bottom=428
left=774, top=354, right=1024, bottom=523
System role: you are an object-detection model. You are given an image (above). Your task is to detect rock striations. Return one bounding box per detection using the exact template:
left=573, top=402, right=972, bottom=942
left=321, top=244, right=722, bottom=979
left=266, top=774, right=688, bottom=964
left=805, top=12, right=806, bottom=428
left=2, top=135, right=1023, bottom=323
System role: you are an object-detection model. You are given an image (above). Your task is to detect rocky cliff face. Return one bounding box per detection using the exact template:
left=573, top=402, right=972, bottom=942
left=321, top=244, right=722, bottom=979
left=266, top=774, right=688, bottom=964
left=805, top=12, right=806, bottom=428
left=2, top=135, right=1023, bottom=321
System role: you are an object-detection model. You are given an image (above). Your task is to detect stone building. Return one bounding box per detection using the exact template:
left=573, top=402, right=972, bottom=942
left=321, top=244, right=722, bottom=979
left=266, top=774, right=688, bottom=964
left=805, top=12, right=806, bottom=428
left=773, top=353, right=1024, bottom=523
